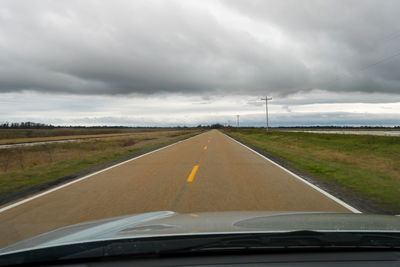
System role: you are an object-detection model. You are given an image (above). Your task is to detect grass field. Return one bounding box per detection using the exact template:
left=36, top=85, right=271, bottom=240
left=0, top=127, right=176, bottom=141
left=0, top=129, right=201, bottom=204
left=0, top=132, right=141, bottom=145
left=224, top=128, right=400, bottom=214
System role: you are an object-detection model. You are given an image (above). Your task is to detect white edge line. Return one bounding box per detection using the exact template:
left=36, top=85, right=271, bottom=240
left=223, top=132, right=361, bottom=214
left=0, top=132, right=205, bottom=214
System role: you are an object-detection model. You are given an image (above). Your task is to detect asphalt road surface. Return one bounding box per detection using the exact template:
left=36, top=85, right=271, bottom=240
left=0, top=130, right=354, bottom=248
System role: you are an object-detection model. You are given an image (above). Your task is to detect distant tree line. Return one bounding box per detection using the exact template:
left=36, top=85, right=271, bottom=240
left=0, top=122, right=228, bottom=129
left=0, top=122, right=55, bottom=129
left=1, top=122, right=398, bottom=129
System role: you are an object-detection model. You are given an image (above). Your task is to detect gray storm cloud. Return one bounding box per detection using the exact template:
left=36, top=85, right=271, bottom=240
left=0, top=0, right=399, bottom=96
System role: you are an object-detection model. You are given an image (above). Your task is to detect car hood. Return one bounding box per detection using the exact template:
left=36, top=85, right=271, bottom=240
left=1, top=211, right=400, bottom=255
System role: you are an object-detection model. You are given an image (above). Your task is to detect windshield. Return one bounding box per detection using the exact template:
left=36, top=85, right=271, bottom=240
left=1, top=0, right=400, bottom=261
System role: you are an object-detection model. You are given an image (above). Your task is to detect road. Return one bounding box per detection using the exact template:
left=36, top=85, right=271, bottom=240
left=0, top=130, right=355, bottom=248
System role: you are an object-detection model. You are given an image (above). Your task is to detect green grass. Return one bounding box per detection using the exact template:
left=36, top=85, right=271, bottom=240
left=0, top=130, right=201, bottom=202
left=223, top=128, right=400, bottom=213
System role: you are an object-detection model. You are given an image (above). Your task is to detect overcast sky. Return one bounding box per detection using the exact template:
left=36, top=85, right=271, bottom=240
left=1, top=0, right=399, bottom=126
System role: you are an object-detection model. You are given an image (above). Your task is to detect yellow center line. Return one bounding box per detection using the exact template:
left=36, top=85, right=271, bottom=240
left=204, top=145, right=207, bottom=150
left=187, top=165, right=199, bottom=183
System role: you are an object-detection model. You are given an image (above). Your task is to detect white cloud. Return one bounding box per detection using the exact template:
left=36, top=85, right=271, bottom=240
left=1, top=91, right=399, bottom=126
left=1, top=0, right=400, bottom=126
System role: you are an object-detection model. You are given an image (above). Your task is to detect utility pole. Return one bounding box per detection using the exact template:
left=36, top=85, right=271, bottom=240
left=261, top=96, right=272, bottom=131
left=236, top=115, right=240, bottom=127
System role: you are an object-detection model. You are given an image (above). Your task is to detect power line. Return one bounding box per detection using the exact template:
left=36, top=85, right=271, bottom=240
left=380, top=29, right=400, bottom=43
left=359, top=49, right=400, bottom=71
left=310, top=31, right=400, bottom=91
left=308, top=48, right=400, bottom=92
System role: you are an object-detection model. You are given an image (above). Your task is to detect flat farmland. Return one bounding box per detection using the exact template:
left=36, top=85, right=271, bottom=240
left=224, top=128, right=400, bottom=214
left=0, top=130, right=355, bottom=247
left=0, top=128, right=201, bottom=204
left=0, top=128, right=183, bottom=144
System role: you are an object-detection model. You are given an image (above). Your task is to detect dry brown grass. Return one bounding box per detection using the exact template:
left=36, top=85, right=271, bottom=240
left=0, top=129, right=202, bottom=202
left=0, top=133, right=137, bottom=145
left=0, top=131, right=194, bottom=175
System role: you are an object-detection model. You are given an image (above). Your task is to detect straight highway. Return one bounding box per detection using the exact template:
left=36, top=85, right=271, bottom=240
left=0, top=130, right=355, bottom=247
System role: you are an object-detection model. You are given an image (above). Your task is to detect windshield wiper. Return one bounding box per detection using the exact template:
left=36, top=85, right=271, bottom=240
left=1, top=231, right=399, bottom=265
left=169, top=231, right=400, bottom=253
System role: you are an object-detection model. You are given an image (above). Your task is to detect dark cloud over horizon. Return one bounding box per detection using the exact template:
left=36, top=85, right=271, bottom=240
left=1, top=0, right=400, bottom=97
